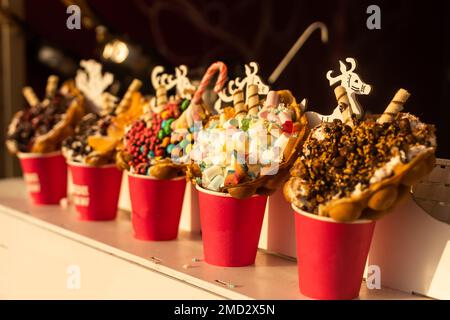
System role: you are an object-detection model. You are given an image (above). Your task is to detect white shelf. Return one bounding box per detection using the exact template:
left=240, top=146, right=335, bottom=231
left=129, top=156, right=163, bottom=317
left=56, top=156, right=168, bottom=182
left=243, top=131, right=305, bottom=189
left=0, top=178, right=424, bottom=299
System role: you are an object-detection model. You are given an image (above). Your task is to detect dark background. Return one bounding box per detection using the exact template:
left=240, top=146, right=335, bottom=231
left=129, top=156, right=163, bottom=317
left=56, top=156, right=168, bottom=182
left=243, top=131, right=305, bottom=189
left=14, top=0, right=450, bottom=158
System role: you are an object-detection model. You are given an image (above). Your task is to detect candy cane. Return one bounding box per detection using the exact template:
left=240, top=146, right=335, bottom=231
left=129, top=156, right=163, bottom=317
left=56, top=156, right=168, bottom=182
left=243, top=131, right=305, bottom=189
left=192, top=61, right=228, bottom=104
left=171, top=62, right=228, bottom=130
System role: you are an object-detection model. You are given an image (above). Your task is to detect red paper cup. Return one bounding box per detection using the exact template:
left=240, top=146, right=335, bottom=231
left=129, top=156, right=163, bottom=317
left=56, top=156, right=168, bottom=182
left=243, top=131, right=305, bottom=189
left=18, top=151, right=67, bottom=205
left=68, top=162, right=122, bottom=221
left=128, top=172, right=186, bottom=241
left=197, top=185, right=267, bottom=267
left=293, top=205, right=376, bottom=300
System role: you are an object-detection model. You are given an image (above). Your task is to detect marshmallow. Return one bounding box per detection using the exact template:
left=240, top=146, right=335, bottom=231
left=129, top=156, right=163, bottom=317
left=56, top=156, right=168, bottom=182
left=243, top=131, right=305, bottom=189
left=203, top=165, right=223, bottom=184
left=208, top=175, right=225, bottom=191
left=248, top=140, right=259, bottom=165
left=211, top=152, right=227, bottom=166
left=260, top=149, right=274, bottom=165
left=259, top=110, right=269, bottom=119
left=274, top=133, right=290, bottom=151
left=278, top=110, right=292, bottom=124
left=267, top=113, right=280, bottom=124
left=232, top=131, right=247, bottom=154
left=264, top=91, right=279, bottom=108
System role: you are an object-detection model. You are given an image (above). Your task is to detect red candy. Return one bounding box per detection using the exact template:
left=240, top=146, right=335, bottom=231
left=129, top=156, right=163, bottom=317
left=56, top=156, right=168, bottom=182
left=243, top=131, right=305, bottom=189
left=124, top=102, right=184, bottom=173
left=282, top=121, right=294, bottom=134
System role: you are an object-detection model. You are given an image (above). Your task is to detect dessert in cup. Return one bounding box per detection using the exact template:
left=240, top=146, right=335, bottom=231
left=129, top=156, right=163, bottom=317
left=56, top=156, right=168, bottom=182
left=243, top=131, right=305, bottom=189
left=188, top=62, right=309, bottom=266
left=116, top=65, right=199, bottom=240
left=285, top=86, right=436, bottom=222
left=190, top=89, right=309, bottom=199
left=62, top=60, right=144, bottom=220
left=6, top=76, right=84, bottom=204
left=284, top=58, right=437, bottom=299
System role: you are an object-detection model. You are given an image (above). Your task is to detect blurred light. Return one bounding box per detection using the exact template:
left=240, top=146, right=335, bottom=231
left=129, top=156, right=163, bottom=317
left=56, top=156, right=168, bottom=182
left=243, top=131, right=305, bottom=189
left=95, top=25, right=107, bottom=43
left=102, top=39, right=129, bottom=64
left=38, top=45, right=77, bottom=76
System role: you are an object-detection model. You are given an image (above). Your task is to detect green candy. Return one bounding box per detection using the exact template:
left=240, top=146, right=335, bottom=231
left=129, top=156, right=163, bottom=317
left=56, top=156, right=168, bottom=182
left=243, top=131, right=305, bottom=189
left=241, top=118, right=250, bottom=131
left=163, top=119, right=174, bottom=134
left=181, top=99, right=190, bottom=111
left=162, top=118, right=175, bottom=135
left=157, top=130, right=165, bottom=140
left=229, top=118, right=239, bottom=128
left=166, top=118, right=175, bottom=127
left=163, top=126, right=171, bottom=135
left=179, top=139, right=188, bottom=149
left=167, top=144, right=175, bottom=154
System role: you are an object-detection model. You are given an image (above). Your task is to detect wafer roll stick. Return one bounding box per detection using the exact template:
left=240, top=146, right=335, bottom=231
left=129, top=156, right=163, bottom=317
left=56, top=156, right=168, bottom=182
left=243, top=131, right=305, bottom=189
left=334, top=86, right=353, bottom=126
left=22, top=87, right=39, bottom=107
left=377, top=89, right=410, bottom=124
left=101, top=93, right=117, bottom=115
left=154, top=85, right=168, bottom=113
left=116, top=79, right=142, bottom=115
left=247, top=84, right=259, bottom=115
left=233, top=89, right=247, bottom=120
left=45, top=75, right=59, bottom=98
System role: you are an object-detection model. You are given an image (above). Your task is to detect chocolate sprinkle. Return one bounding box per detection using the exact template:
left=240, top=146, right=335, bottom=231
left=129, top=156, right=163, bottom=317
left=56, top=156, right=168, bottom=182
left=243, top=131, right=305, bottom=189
left=290, top=113, right=436, bottom=213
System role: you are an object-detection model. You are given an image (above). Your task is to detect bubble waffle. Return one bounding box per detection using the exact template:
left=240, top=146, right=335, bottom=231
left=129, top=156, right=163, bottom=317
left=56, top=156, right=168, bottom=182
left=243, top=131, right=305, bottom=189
left=116, top=97, right=191, bottom=179
left=117, top=64, right=219, bottom=179
left=6, top=78, right=84, bottom=154
left=284, top=88, right=437, bottom=222
left=189, top=89, right=309, bottom=199
left=62, top=80, right=144, bottom=166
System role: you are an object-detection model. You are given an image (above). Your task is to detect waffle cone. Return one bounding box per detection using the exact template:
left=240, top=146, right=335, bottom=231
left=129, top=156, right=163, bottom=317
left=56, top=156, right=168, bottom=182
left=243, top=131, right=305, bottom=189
left=284, top=114, right=436, bottom=222
left=190, top=90, right=309, bottom=199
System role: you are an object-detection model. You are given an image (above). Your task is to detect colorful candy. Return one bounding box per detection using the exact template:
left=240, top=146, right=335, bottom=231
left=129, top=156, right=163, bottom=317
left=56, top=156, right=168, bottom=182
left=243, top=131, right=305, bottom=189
left=124, top=99, right=187, bottom=173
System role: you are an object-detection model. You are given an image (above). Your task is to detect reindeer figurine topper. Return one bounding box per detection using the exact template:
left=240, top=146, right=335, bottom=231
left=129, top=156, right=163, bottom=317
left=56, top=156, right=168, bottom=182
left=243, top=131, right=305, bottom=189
left=151, top=65, right=196, bottom=100
left=214, top=62, right=270, bottom=113
left=305, top=57, right=372, bottom=128
left=149, top=65, right=196, bottom=114
left=75, top=59, right=117, bottom=115
left=326, top=57, right=372, bottom=117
